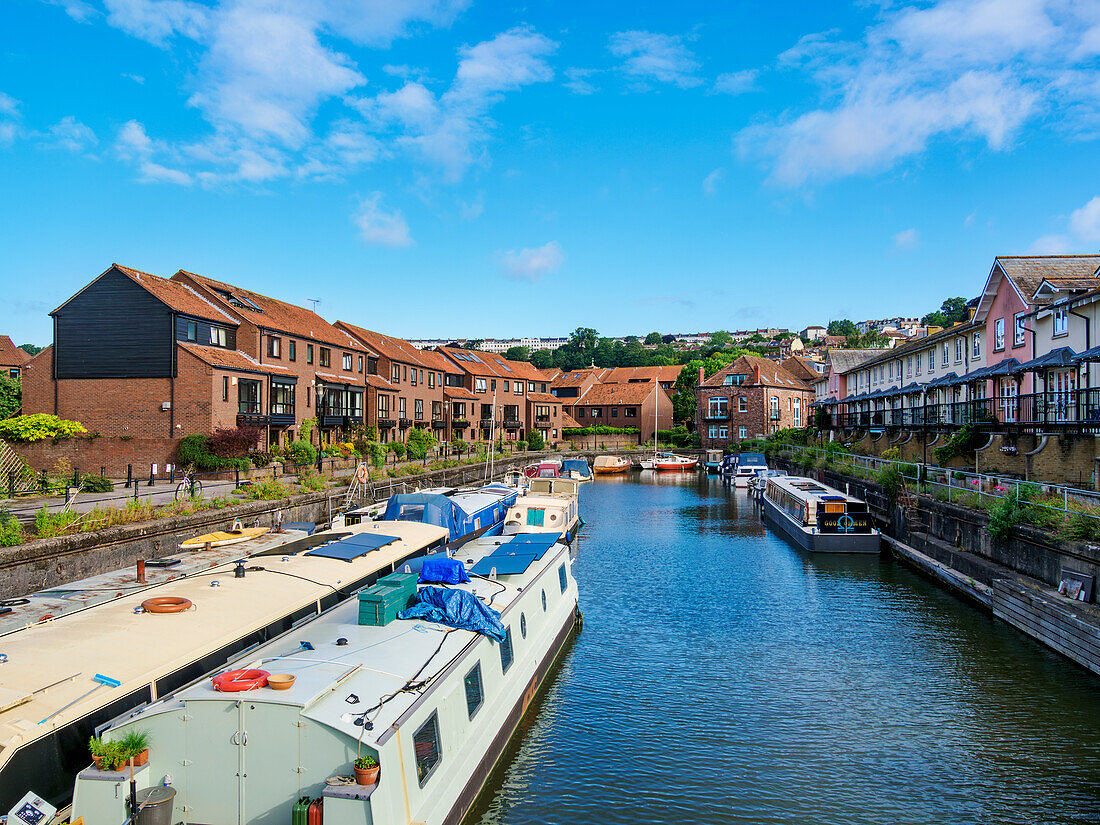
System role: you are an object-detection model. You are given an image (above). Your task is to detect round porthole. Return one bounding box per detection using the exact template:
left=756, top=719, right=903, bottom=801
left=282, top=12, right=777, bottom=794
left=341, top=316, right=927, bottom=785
left=520, top=613, right=527, bottom=639
left=541, top=589, right=547, bottom=611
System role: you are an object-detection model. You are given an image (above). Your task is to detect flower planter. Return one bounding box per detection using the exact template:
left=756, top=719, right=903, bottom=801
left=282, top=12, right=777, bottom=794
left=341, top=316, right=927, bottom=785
left=128, top=748, right=150, bottom=767
left=353, top=764, right=380, bottom=786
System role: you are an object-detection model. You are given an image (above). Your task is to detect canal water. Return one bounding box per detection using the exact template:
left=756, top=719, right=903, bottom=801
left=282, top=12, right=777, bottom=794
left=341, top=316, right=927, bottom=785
left=471, top=473, right=1100, bottom=825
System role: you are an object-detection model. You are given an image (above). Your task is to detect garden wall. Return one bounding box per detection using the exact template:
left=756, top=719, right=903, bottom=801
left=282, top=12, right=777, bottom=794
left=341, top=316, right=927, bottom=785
left=9, top=436, right=180, bottom=478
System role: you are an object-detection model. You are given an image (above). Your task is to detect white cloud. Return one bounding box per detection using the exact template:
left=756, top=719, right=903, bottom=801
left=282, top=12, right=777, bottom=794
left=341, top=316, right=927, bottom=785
left=45, top=0, right=97, bottom=22
left=712, top=70, right=758, bottom=95
left=1068, top=195, right=1100, bottom=245
left=741, top=1, right=1100, bottom=187
left=608, top=31, right=702, bottom=89
left=702, top=167, right=724, bottom=196
left=564, top=68, right=599, bottom=95
left=43, top=116, right=98, bottom=153
left=1029, top=234, right=1072, bottom=253
left=123, top=73, right=145, bottom=84
left=354, top=192, right=413, bottom=247
left=893, top=227, right=921, bottom=249
left=358, top=27, right=557, bottom=182
left=1030, top=194, right=1100, bottom=251
left=96, top=0, right=469, bottom=185
left=0, top=93, right=20, bottom=147
left=500, top=241, right=564, bottom=281
left=114, top=120, right=193, bottom=184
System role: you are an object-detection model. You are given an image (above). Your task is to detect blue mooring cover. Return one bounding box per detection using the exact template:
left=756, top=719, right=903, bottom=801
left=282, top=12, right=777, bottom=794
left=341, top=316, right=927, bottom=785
left=398, top=586, right=507, bottom=642
left=418, top=557, right=470, bottom=584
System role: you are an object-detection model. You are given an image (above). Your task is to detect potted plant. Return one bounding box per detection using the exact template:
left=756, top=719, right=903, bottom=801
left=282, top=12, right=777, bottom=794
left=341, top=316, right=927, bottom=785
left=88, top=737, right=125, bottom=771
left=119, top=729, right=151, bottom=767
left=353, top=755, right=380, bottom=785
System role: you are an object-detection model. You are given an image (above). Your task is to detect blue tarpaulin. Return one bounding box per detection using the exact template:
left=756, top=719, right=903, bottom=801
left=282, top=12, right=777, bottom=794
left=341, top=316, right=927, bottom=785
left=419, top=557, right=470, bottom=584
left=383, top=493, right=469, bottom=541
left=398, top=587, right=507, bottom=642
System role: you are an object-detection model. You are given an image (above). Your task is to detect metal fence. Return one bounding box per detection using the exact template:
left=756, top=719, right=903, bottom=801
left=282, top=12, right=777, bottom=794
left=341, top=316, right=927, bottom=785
left=774, top=443, right=1100, bottom=526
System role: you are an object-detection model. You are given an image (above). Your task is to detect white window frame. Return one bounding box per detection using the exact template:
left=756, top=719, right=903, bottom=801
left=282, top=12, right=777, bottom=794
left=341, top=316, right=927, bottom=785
left=1053, top=307, right=1068, bottom=337
left=993, top=318, right=1005, bottom=351
left=973, top=331, right=982, bottom=359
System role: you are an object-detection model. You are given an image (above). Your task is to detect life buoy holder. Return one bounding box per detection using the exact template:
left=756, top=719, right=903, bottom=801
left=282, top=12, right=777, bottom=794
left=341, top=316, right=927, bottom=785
left=213, top=669, right=270, bottom=691
left=355, top=463, right=369, bottom=484
left=141, top=596, right=193, bottom=614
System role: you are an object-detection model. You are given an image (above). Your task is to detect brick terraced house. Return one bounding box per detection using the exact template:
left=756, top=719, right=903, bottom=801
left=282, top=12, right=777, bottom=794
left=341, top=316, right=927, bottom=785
left=0, top=336, right=30, bottom=380
left=22, top=264, right=371, bottom=449
left=435, top=347, right=549, bottom=443
left=696, top=355, right=814, bottom=447
left=566, top=381, right=672, bottom=442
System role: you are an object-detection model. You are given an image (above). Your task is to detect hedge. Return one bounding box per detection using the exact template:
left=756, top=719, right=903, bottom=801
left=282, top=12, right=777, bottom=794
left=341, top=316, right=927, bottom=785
left=562, top=426, right=640, bottom=436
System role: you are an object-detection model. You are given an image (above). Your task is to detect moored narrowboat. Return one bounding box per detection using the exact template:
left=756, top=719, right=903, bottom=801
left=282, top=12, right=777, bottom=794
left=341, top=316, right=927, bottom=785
left=761, top=475, right=880, bottom=553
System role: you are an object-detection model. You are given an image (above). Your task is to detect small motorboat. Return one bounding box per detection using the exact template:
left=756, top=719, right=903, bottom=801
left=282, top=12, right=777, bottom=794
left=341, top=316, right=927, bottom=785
left=593, top=455, right=632, bottom=474
left=731, top=452, right=768, bottom=487
left=560, top=458, right=593, bottom=482
left=704, top=449, right=723, bottom=475
left=653, top=454, right=699, bottom=471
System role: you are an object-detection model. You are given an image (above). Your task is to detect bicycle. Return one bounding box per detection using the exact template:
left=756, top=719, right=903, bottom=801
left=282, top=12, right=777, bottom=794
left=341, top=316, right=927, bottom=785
left=174, top=469, right=204, bottom=501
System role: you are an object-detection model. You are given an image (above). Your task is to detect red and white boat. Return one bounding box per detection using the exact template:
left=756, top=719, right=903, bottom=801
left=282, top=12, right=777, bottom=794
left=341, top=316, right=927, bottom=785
left=653, top=454, right=698, bottom=471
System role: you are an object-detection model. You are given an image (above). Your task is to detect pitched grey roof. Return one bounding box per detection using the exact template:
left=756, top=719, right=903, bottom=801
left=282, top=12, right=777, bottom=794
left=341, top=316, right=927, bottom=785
left=826, top=349, right=892, bottom=375
left=995, top=255, right=1100, bottom=298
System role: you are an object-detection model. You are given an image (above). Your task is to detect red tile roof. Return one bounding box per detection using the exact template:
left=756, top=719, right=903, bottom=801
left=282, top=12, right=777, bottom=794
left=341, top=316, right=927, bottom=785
left=174, top=271, right=367, bottom=351
left=436, top=347, right=543, bottom=381
left=601, top=365, right=682, bottom=384
left=526, top=392, right=559, bottom=403
left=574, top=382, right=659, bottom=406
left=562, top=412, right=581, bottom=428
left=337, top=322, right=451, bottom=372
left=178, top=342, right=295, bottom=375
left=0, top=336, right=31, bottom=367
left=702, top=355, right=813, bottom=390
left=111, top=265, right=239, bottom=323
left=365, top=374, right=396, bottom=391
left=444, top=386, right=478, bottom=400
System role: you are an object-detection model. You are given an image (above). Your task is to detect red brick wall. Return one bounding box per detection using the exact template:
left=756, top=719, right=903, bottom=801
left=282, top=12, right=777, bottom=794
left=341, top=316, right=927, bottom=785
left=698, top=384, right=811, bottom=448
left=11, top=436, right=181, bottom=477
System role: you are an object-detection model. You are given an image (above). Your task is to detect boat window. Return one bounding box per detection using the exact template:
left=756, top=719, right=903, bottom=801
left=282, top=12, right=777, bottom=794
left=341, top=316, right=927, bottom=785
left=499, top=627, right=514, bottom=673
left=413, top=711, right=442, bottom=786
left=527, top=507, right=545, bottom=526
left=464, top=663, right=484, bottom=719
left=520, top=612, right=527, bottom=639
left=558, top=563, right=567, bottom=593
left=541, top=589, right=547, bottom=611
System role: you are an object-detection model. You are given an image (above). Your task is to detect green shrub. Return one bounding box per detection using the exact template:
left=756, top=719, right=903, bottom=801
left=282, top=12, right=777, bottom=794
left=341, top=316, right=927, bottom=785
left=875, top=463, right=903, bottom=508
left=0, top=414, right=87, bottom=442
left=295, top=471, right=329, bottom=492
left=34, top=507, right=78, bottom=538
left=986, top=485, right=1036, bottom=541
left=286, top=439, right=318, bottom=466
left=242, top=478, right=290, bottom=500
left=299, top=417, right=316, bottom=444
left=79, top=473, right=113, bottom=493
left=0, top=508, right=22, bottom=546
left=563, top=426, right=640, bottom=437
left=450, top=438, right=468, bottom=455
left=406, top=428, right=437, bottom=460
left=1062, top=511, right=1100, bottom=542
left=389, top=442, right=406, bottom=459
left=249, top=452, right=271, bottom=468
left=0, top=374, right=21, bottom=420
left=515, top=440, right=528, bottom=452
left=527, top=431, right=545, bottom=451
left=935, top=424, right=983, bottom=465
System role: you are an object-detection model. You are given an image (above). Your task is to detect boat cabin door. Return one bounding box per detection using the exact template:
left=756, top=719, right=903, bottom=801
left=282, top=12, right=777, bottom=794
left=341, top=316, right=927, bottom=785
left=180, top=700, right=301, bottom=825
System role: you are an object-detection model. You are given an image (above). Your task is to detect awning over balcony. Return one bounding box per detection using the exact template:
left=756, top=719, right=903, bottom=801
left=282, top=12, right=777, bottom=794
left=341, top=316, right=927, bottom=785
left=1018, top=346, right=1078, bottom=372
left=983, top=358, right=1023, bottom=378
left=926, top=371, right=960, bottom=388
left=1073, top=345, right=1100, bottom=363
left=811, top=396, right=838, bottom=407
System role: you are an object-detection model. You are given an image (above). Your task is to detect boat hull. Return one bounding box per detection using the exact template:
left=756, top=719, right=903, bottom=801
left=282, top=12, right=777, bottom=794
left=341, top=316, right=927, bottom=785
left=654, top=461, right=697, bottom=471
left=761, top=496, right=881, bottom=554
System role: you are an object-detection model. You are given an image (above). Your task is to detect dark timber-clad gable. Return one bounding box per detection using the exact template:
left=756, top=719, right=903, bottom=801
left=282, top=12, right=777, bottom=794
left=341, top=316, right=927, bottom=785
left=53, top=267, right=175, bottom=378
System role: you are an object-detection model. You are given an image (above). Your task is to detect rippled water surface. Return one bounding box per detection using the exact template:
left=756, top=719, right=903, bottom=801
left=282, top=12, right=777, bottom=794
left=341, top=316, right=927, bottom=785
left=470, top=474, right=1100, bottom=825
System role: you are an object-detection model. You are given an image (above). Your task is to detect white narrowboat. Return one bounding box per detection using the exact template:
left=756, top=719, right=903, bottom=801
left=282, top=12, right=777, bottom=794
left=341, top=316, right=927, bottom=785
left=69, top=533, right=580, bottom=825
left=761, top=475, right=880, bottom=553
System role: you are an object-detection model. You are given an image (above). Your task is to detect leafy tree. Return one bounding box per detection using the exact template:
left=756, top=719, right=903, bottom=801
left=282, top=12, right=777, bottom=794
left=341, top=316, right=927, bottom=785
left=661, top=334, right=676, bottom=344
left=406, top=427, right=438, bottom=460
left=529, top=349, right=554, bottom=369
left=18, top=344, right=43, bottom=356
left=827, top=319, right=859, bottom=337
left=851, top=330, right=890, bottom=348
left=644, top=331, right=662, bottom=345
left=621, top=340, right=648, bottom=366
left=709, top=331, right=733, bottom=347
left=503, top=345, right=530, bottom=362
left=623, top=335, right=638, bottom=343
left=922, top=297, right=969, bottom=327
left=0, top=375, right=20, bottom=420
left=527, top=430, right=545, bottom=450
left=463, top=339, right=485, bottom=350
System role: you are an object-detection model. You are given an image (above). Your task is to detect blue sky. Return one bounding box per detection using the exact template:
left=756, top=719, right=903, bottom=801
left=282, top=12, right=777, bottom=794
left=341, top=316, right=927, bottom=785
left=2, top=0, right=1100, bottom=346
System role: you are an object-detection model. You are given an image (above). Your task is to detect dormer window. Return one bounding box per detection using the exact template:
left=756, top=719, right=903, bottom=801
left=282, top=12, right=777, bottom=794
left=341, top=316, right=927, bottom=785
left=210, top=326, right=227, bottom=347
left=186, top=321, right=197, bottom=342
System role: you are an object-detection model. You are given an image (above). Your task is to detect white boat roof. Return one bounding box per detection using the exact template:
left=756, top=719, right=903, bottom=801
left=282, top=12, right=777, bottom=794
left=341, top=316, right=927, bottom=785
left=145, top=533, right=570, bottom=749
left=0, top=520, right=448, bottom=754
left=767, top=475, right=863, bottom=504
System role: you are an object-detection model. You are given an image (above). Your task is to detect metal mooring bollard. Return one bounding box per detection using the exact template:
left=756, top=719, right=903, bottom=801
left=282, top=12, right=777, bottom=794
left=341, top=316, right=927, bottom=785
left=125, top=464, right=133, bottom=489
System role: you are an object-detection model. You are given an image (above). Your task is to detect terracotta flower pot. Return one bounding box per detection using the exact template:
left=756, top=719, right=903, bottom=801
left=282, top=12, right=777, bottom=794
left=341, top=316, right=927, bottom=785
left=353, top=765, right=380, bottom=786
left=128, top=748, right=150, bottom=767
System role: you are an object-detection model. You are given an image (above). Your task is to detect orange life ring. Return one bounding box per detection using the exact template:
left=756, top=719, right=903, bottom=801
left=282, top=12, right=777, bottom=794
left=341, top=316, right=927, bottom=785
left=213, top=669, right=270, bottom=691
left=356, top=463, right=369, bottom=484
left=141, top=596, right=193, bottom=614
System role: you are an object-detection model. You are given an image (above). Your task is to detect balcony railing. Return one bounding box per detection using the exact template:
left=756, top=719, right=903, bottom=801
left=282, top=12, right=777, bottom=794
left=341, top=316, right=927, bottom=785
left=451, top=419, right=469, bottom=428
left=237, top=412, right=269, bottom=427
left=399, top=418, right=413, bottom=428
left=431, top=418, right=446, bottom=428
left=535, top=414, right=551, bottom=422
left=376, top=417, right=396, bottom=428
left=704, top=412, right=731, bottom=421
left=503, top=418, right=522, bottom=429
left=822, top=389, right=1100, bottom=434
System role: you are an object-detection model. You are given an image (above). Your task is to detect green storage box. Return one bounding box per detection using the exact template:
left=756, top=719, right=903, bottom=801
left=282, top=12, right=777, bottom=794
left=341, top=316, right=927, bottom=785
left=358, top=584, right=412, bottom=626
left=377, top=571, right=418, bottom=599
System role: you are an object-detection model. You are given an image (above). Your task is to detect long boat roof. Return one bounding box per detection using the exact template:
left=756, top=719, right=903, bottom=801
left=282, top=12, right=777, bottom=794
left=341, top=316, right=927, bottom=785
left=766, top=474, right=864, bottom=504
left=123, top=533, right=570, bottom=748
left=0, top=521, right=447, bottom=759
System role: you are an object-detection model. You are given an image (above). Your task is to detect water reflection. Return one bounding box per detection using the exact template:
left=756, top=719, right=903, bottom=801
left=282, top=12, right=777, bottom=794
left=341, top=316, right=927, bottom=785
left=469, top=473, right=1100, bottom=825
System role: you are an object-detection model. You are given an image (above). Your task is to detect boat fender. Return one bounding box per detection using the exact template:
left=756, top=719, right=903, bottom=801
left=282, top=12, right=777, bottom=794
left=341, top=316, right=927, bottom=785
left=141, top=596, right=193, bottom=614
left=212, top=669, right=269, bottom=691
left=564, top=531, right=572, bottom=544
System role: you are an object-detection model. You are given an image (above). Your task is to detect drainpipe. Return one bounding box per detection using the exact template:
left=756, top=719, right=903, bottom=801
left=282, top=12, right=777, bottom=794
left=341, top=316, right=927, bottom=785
left=1069, top=306, right=1091, bottom=390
